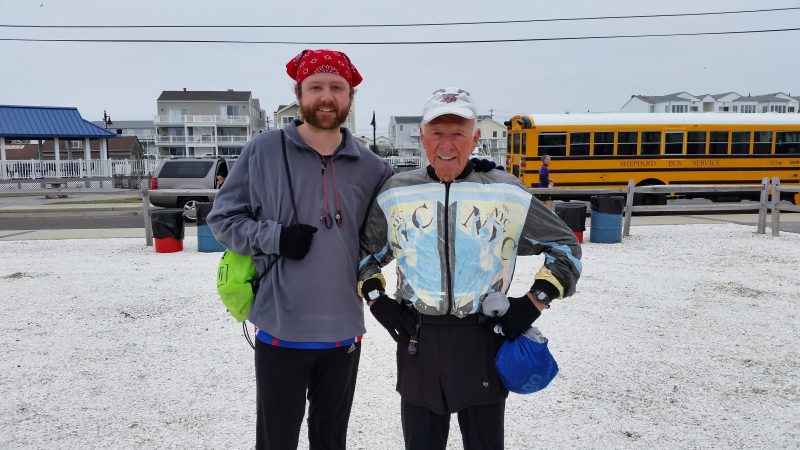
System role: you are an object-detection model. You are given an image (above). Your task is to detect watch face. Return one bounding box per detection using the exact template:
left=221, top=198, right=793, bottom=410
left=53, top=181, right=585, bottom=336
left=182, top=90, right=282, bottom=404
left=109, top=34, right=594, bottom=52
left=368, top=290, right=381, bottom=301
left=535, top=290, right=549, bottom=302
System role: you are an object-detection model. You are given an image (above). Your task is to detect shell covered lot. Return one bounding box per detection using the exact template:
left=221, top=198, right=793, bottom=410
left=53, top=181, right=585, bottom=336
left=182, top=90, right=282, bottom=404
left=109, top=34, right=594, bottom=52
left=1, top=223, right=798, bottom=449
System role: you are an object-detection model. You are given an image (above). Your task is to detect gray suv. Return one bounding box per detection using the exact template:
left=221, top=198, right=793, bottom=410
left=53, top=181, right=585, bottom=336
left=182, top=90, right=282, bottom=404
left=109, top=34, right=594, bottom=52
left=149, top=156, right=236, bottom=220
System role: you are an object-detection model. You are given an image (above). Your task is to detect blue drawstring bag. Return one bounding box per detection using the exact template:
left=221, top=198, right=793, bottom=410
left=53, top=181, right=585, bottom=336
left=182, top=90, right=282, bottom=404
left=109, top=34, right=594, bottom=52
left=495, top=327, right=559, bottom=394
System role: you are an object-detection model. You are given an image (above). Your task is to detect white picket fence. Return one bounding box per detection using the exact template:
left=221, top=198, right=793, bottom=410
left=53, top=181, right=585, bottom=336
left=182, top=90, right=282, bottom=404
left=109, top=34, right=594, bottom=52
left=0, top=159, right=162, bottom=180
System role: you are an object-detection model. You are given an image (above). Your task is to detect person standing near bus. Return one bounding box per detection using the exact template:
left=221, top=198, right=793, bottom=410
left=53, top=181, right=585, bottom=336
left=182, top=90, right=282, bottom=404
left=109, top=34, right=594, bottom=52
left=538, top=153, right=554, bottom=207
left=207, top=49, right=393, bottom=450
left=357, top=87, right=582, bottom=449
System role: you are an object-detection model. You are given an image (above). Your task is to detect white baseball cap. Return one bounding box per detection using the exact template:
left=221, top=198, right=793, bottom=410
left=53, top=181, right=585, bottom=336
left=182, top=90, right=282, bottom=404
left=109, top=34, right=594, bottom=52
left=421, top=87, right=478, bottom=124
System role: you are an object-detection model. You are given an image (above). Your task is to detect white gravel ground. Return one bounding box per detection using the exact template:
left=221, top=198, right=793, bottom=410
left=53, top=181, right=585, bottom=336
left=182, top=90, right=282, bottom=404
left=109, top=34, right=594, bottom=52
left=1, top=223, right=798, bottom=449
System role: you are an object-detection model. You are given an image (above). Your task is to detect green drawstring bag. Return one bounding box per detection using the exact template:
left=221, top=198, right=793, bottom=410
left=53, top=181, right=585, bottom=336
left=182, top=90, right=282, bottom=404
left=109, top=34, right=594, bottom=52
left=216, top=249, right=258, bottom=322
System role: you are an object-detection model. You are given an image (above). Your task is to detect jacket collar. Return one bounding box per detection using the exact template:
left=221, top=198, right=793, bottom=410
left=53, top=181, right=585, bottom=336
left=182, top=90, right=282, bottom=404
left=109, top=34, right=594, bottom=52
left=283, top=120, right=361, bottom=159
left=425, top=161, right=474, bottom=182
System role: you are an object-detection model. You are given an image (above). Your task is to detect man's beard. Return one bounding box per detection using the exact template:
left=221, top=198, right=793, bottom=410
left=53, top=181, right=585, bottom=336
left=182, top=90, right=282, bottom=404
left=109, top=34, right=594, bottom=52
left=299, top=98, right=351, bottom=131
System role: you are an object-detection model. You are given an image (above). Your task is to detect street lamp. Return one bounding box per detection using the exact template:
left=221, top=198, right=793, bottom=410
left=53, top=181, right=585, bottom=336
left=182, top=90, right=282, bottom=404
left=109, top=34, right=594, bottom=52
left=103, top=110, right=113, bottom=129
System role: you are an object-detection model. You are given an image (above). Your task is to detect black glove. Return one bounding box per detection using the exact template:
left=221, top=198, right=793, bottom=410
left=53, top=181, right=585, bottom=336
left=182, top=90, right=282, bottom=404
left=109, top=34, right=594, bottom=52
left=279, top=224, right=318, bottom=260
left=370, top=296, right=417, bottom=344
left=471, top=158, right=497, bottom=172
left=497, top=295, right=541, bottom=339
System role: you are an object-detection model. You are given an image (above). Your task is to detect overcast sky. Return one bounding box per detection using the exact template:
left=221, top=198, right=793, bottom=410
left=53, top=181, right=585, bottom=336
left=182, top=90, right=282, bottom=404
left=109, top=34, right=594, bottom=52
left=1, top=0, right=799, bottom=138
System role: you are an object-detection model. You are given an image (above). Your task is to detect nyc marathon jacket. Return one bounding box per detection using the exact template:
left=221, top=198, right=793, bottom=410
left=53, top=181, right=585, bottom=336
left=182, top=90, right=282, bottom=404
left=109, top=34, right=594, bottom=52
left=359, top=163, right=582, bottom=317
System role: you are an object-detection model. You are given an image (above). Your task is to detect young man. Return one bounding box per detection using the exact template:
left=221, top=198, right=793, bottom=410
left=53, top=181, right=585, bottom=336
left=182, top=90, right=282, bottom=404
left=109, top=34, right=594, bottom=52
left=358, top=87, right=582, bottom=449
left=207, top=49, right=393, bottom=450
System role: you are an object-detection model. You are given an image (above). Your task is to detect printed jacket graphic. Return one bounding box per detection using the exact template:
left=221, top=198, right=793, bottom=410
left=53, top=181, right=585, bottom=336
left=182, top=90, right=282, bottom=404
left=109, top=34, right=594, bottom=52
left=359, top=165, right=582, bottom=317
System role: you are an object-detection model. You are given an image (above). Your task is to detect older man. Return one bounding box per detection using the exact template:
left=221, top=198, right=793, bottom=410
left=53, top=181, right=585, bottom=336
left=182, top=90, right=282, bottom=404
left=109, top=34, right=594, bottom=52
left=358, top=87, right=582, bottom=449
left=208, top=49, right=393, bottom=450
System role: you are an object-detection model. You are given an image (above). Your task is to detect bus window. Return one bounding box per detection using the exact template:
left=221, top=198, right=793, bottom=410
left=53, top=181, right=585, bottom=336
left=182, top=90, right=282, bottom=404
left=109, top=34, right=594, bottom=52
left=731, top=131, right=751, bottom=154
left=709, top=131, right=729, bottom=155
left=507, top=134, right=512, bottom=155
left=512, top=133, right=520, bottom=155
left=775, top=131, right=800, bottom=154
left=593, top=132, right=614, bottom=155
left=664, top=132, right=684, bottom=155
left=686, top=131, right=707, bottom=155
left=753, top=131, right=772, bottom=154
left=522, top=133, right=527, bottom=155
left=569, top=132, right=590, bottom=156
left=641, top=132, right=661, bottom=155
left=617, top=132, right=638, bottom=156
left=539, top=133, right=566, bottom=156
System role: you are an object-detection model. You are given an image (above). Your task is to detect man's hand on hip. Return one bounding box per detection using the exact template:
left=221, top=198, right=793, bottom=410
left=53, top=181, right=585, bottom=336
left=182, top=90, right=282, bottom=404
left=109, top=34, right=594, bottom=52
left=279, top=224, right=318, bottom=260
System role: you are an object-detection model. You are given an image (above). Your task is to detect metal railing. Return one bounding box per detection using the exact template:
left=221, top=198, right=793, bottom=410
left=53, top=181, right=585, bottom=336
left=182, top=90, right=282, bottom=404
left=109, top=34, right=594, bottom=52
left=154, top=115, right=250, bottom=125
left=527, top=177, right=800, bottom=237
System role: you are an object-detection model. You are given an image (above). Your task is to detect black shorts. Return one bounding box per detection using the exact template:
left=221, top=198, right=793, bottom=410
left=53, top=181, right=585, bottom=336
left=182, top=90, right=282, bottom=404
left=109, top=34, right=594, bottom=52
left=396, top=314, right=508, bottom=415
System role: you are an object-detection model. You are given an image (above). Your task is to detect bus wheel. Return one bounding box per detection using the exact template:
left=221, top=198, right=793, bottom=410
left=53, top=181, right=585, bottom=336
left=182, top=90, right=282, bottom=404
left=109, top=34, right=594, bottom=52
left=633, top=180, right=667, bottom=206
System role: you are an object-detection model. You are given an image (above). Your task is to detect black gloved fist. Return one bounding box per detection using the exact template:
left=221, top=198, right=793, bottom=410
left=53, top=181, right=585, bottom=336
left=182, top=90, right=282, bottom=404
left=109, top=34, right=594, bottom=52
left=279, top=223, right=318, bottom=260
left=498, top=295, right=541, bottom=339
left=370, top=296, right=417, bottom=344
left=471, top=157, right=497, bottom=172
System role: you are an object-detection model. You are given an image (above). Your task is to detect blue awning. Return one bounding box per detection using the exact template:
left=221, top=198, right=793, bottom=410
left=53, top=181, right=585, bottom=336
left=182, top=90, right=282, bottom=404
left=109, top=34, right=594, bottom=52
left=0, top=105, right=116, bottom=138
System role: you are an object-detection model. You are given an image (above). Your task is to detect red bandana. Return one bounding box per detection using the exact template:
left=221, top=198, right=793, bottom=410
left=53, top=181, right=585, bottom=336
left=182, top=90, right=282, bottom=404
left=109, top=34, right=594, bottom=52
left=286, top=49, right=363, bottom=88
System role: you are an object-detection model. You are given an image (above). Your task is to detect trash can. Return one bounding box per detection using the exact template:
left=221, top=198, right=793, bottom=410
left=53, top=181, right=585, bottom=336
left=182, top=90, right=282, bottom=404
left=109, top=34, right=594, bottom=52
left=196, top=202, right=226, bottom=252
left=554, top=202, right=587, bottom=244
left=589, top=196, right=625, bottom=244
left=152, top=208, right=185, bottom=253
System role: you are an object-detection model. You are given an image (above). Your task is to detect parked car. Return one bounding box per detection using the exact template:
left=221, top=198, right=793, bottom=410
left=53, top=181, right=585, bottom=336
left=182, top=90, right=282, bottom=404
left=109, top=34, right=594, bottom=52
left=391, top=162, right=420, bottom=174
left=149, top=156, right=236, bottom=221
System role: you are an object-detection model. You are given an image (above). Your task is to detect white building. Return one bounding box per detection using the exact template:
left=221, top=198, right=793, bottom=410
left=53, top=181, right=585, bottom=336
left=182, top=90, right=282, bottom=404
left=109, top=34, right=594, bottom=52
left=621, top=92, right=799, bottom=114
left=154, top=90, right=267, bottom=157
left=388, top=116, right=422, bottom=156
left=477, top=118, right=507, bottom=156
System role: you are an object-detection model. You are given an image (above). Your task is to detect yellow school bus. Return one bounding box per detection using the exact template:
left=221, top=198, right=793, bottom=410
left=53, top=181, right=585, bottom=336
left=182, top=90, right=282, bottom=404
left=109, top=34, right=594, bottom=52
left=505, top=113, right=800, bottom=204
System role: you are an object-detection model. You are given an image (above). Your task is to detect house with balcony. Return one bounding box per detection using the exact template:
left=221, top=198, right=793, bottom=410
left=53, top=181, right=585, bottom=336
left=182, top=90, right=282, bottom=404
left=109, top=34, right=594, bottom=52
left=154, top=90, right=266, bottom=157
left=388, top=116, right=422, bottom=156
left=273, top=101, right=356, bottom=132
left=477, top=118, right=507, bottom=156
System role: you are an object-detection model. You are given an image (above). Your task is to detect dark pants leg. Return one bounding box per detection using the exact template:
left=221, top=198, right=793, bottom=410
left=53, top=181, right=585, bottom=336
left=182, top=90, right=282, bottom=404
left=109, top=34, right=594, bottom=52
left=401, top=399, right=451, bottom=450
left=307, top=342, right=361, bottom=450
left=457, top=400, right=505, bottom=450
left=254, top=339, right=361, bottom=450
left=255, top=340, right=311, bottom=450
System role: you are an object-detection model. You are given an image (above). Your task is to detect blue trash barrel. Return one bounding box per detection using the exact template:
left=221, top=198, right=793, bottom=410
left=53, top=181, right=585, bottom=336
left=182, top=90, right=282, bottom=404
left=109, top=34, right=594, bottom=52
left=589, top=196, right=625, bottom=244
left=196, top=202, right=226, bottom=252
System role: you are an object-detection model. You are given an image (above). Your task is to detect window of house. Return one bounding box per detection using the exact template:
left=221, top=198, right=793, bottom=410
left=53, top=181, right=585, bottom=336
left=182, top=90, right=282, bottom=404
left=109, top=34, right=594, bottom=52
left=732, top=106, right=738, bottom=112
left=569, top=132, right=590, bottom=156
left=789, top=107, right=796, bottom=113
left=593, top=131, right=614, bottom=156
left=649, top=105, right=655, bottom=113
left=762, top=106, right=769, bottom=113
left=71, top=141, right=81, bottom=149
left=493, top=131, right=497, bottom=138
left=691, top=106, right=698, bottom=112
left=731, top=131, right=751, bottom=154
left=222, top=105, right=240, bottom=117
left=686, top=131, right=707, bottom=155
left=753, top=131, right=772, bottom=154
left=399, top=125, right=403, bottom=131
left=617, top=131, right=638, bottom=156
left=502, top=131, right=507, bottom=137
left=640, top=132, right=661, bottom=155
left=538, top=133, right=566, bottom=157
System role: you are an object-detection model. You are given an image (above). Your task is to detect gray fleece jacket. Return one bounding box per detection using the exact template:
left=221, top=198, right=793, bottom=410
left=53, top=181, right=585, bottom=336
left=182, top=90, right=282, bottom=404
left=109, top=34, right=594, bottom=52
left=207, top=122, right=393, bottom=342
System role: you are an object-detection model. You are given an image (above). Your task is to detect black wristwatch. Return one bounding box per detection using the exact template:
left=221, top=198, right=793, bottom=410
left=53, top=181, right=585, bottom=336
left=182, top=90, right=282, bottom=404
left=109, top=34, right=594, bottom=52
left=532, top=289, right=552, bottom=308
left=365, top=289, right=382, bottom=302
